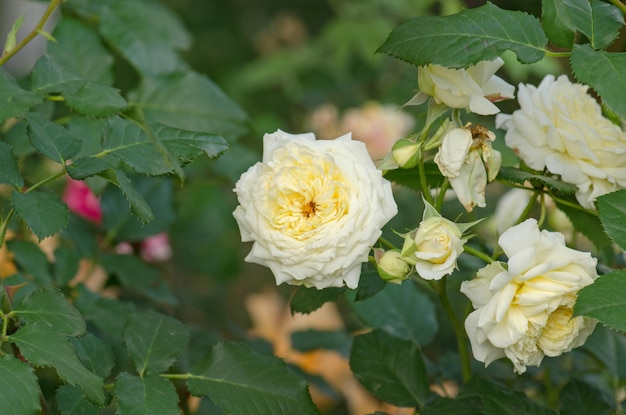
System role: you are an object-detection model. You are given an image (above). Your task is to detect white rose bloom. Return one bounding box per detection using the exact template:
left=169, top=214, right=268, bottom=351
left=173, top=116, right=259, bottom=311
left=496, top=75, right=626, bottom=209
left=233, top=130, right=397, bottom=289
left=460, top=219, right=598, bottom=374
left=413, top=216, right=466, bottom=281
left=417, top=58, right=515, bottom=115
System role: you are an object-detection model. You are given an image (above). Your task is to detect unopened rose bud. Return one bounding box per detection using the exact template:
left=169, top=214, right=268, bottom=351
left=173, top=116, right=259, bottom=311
left=374, top=248, right=410, bottom=284
left=392, top=138, right=421, bottom=169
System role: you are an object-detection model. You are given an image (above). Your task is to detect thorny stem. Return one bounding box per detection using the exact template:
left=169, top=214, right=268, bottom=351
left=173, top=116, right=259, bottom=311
left=0, top=0, right=63, bottom=66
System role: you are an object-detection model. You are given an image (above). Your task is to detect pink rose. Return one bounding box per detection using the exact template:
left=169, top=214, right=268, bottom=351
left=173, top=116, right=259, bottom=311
left=62, top=179, right=102, bottom=223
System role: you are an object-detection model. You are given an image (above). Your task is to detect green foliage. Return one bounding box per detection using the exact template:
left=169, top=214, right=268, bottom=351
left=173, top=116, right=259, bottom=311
left=0, top=141, right=24, bottom=188
left=496, top=167, right=576, bottom=195
left=55, top=385, right=101, bottom=415
left=559, top=379, right=613, bottom=415
left=11, top=189, right=69, bottom=240
left=566, top=0, right=623, bottom=49
left=0, top=69, right=42, bottom=122
left=13, top=288, right=85, bottom=336
left=0, top=355, right=41, bottom=415
left=25, top=112, right=82, bottom=164
left=114, top=373, right=180, bottom=415
left=290, top=286, right=346, bottom=314
left=598, top=190, right=626, bottom=251
left=575, top=271, right=626, bottom=332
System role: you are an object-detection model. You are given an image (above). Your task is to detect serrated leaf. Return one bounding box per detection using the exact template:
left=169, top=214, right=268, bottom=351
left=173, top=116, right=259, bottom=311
left=24, top=112, right=82, bottom=163
left=73, top=285, right=136, bottom=338
left=350, top=330, right=429, bottom=407
left=559, top=379, right=612, bottom=415
left=72, top=332, right=115, bottom=379
left=567, top=0, right=623, bottom=49
left=0, top=355, right=41, bottom=415
left=150, top=122, right=229, bottom=162
left=9, top=323, right=105, bottom=405
left=12, top=189, right=69, bottom=240
left=64, top=82, right=127, bottom=117
left=31, top=55, right=84, bottom=94
left=554, top=194, right=612, bottom=251
left=460, top=377, right=555, bottom=415
left=130, top=71, right=249, bottom=141
left=575, top=271, right=626, bottom=332
left=187, top=341, right=320, bottom=415
left=496, top=167, right=576, bottom=194
left=377, top=2, right=548, bottom=67
left=53, top=245, right=80, bottom=286
left=0, top=141, right=24, bottom=188
left=123, top=309, right=190, bottom=375
left=350, top=281, right=438, bottom=346
left=384, top=162, right=444, bottom=192
left=115, top=373, right=179, bottom=415
left=98, top=169, right=154, bottom=224
left=100, top=254, right=176, bottom=304
left=0, top=69, right=43, bottom=122
left=55, top=385, right=100, bottom=415
left=13, top=288, right=85, bottom=336
left=66, top=157, right=112, bottom=180
left=290, top=286, right=346, bottom=315
left=7, top=239, right=53, bottom=286
left=541, top=0, right=576, bottom=48
left=597, top=190, right=626, bottom=251
left=571, top=45, right=626, bottom=121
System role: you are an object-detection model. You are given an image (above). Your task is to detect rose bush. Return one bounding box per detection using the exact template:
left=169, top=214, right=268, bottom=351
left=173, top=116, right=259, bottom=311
left=496, top=75, right=626, bottom=209
left=460, top=219, right=598, bottom=374
left=233, top=129, right=397, bottom=289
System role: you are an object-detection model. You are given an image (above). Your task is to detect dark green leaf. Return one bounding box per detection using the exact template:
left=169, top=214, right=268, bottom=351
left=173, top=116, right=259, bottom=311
left=99, top=169, right=154, bottom=224
left=72, top=333, right=115, bottom=379
left=115, top=373, right=179, bottom=415
left=575, top=271, right=626, bottom=332
left=31, top=55, right=83, bottom=94
left=48, top=18, right=114, bottom=85
left=124, top=309, right=190, bottom=375
left=571, top=45, right=626, bottom=121
left=130, top=72, right=249, bottom=141
left=7, top=239, right=52, bottom=286
left=67, top=116, right=106, bottom=158
left=12, top=189, right=69, bottom=240
left=559, top=379, right=612, bottom=415
left=350, top=330, right=430, bottom=407
left=384, top=162, right=444, bottom=192
left=53, top=245, right=80, bottom=286
left=73, top=285, right=136, bottom=338
left=541, top=0, right=576, bottom=48
left=13, top=288, right=85, bottom=337
left=24, top=112, right=82, bottom=163
left=350, top=281, right=438, bottom=346
left=0, top=69, right=43, bottom=122
left=55, top=385, right=100, bottom=415
left=0, top=355, right=41, bottom=415
left=291, top=330, right=352, bottom=357
left=460, top=377, right=555, bottom=415
left=150, top=122, right=229, bottom=162
left=9, top=323, right=105, bottom=405
left=583, top=325, right=626, bottom=380
left=0, top=141, right=24, bottom=188
left=64, top=82, right=127, bottom=117
left=355, top=263, right=386, bottom=301
left=497, top=167, right=576, bottom=194
left=554, top=194, right=612, bottom=251
left=187, top=341, right=320, bottom=415
left=377, top=2, right=548, bottom=67
left=100, top=254, right=176, bottom=304
left=290, top=286, right=345, bottom=315
left=422, top=397, right=483, bottom=415
left=567, top=0, right=623, bottom=49
left=597, top=190, right=626, bottom=251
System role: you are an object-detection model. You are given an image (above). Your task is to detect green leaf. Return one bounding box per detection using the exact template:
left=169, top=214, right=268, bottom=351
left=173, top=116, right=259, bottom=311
left=0, top=69, right=43, bottom=122
left=48, top=18, right=114, bottom=85
left=559, top=378, right=612, bottom=415
left=123, top=309, right=190, bottom=375
left=53, top=245, right=81, bottom=287
left=100, top=254, right=176, bottom=304
left=567, top=0, right=623, bottom=49
left=575, top=271, right=626, bottom=332
left=422, top=397, right=482, bottom=415
left=350, top=330, right=430, bottom=407
left=72, top=332, right=115, bottom=379
left=571, top=45, right=626, bottom=121
left=554, top=194, right=612, bottom=251
left=377, top=2, right=548, bottom=67
left=0, top=141, right=24, bottom=188
left=66, top=157, right=112, bottom=180
left=350, top=281, right=438, bottom=346
left=31, top=54, right=84, bottom=94
left=99, top=169, right=154, bottom=224
left=9, top=323, right=105, bottom=405
left=64, top=82, right=127, bottom=117
left=0, top=355, right=41, bottom=415
left=384, top=162, right=444, bottom=192
left=597, top=190, right=626, bottom=251
left=13, top=288, right=85, bottom=337
left=187, top=341, right=320, bottom=415
left=7, top=239, right=53, bottom=286
left=115, top=373, right=179, bottom=415
left=460, top=377, right=555, bottom=415
left=24, top=112, right=82, bottom=163
left=11, top=189, right=69, bottom=240
left=496, top=167, right=577, bottom=194
left=291, top=330, right=352, bottom=357
left=150, top=122, right=229, bottom=163
left=55, top=385, right=100, bottom=415
left=98, top=0, right=190, bottom=76
left=73, top=284, right=136, bottom=338
left=130, top=71, right=249, bottom=141
left=541, top=0, right=576, bottom=48
left=583, top=325, right=626, bottom=379
left=290, top=286, right=346, bottom=315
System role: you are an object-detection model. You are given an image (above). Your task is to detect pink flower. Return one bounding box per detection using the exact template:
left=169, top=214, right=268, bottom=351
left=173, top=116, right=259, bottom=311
left=141, top=233, right=172, bottom=262
left=62, top=179, right=102, bottom=223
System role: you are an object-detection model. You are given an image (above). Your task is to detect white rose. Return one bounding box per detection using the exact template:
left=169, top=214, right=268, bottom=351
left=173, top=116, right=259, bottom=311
left=413, top=216, right=466, bottom=280
left=417, top=58, right=515, bottom=115
left=233, top=130, right=398, bottom=289
left=496, top=75, right=626, bottom=209
left=460, top=219, right=598, bottom=374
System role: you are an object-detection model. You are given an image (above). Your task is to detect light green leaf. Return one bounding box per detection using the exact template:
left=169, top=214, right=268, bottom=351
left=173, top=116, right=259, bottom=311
left=187, top=342, right=320, bottom=415
left=3, top=15, right=24, bottom=54
left=24, top=112, right=82, bottom=163
left=6, top=240, right=52, bottom=286
left=541, top=0, right=576, bottom=48
left=115, top=373, right=179, bottom=415
left=31, top=55, right=84, bottom=94
left=98, top=169, right=154, bottom=224
left=575, top=271, right=626, bottom=332
left=0, top=355, right=41, bottom=415
left=13, top=288, right=85, bottom=337
left=9, top=323, right=105, bottom=405
left=130, top=71, right=249, bottom=141
left=597, top=190, right=626, bottom=251
left=571, top=45, right=626, bottom=121
left=0, top=69, right=43, bottom=122
left=11, top=189, right=69, bottom=240
left=350, top=281, right=438, bottom=346
left=123, top=309, right=190, bottom=375
left=72, top=332, right=115, bottom=379
left=559, top=379, right=613, bottom=415
left=496, top=167, right=577, bottom=194
left=567, top=0, right=623, bottom=49
left=0, top=141, right=24, bottom=188
left=350, top=330, right=429, bottom=408
left=64, top=82, right=127, bottom=117
left=377, top=2, right=548, bottom=67
left=55, top=385, right=100, bottom=415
